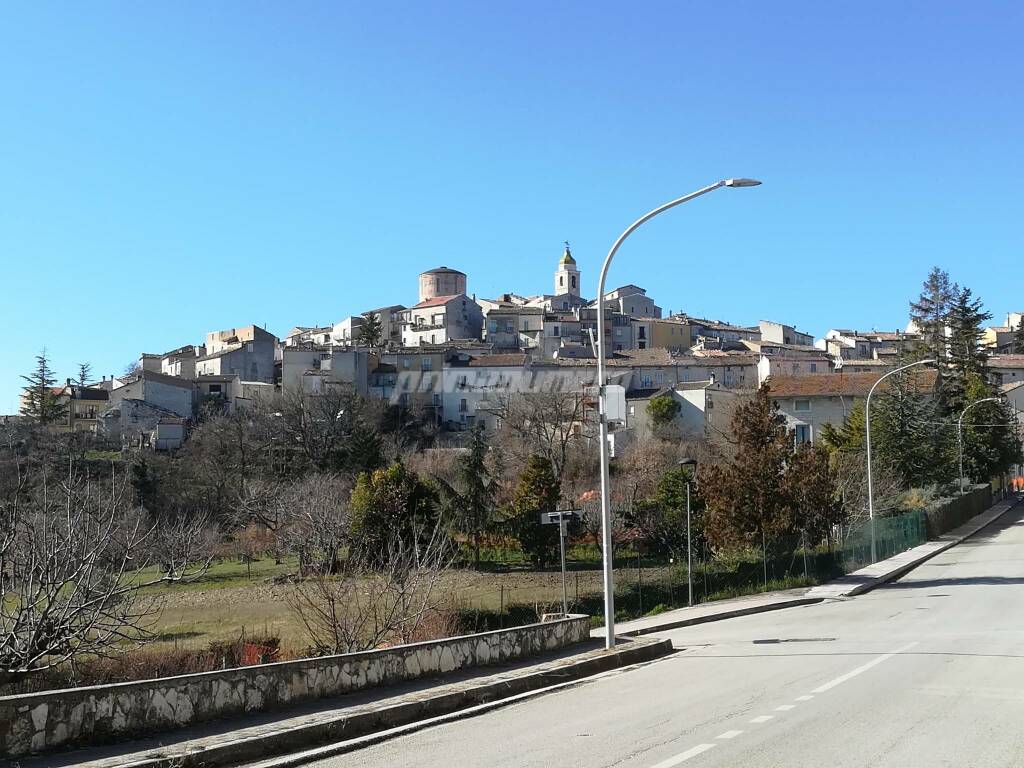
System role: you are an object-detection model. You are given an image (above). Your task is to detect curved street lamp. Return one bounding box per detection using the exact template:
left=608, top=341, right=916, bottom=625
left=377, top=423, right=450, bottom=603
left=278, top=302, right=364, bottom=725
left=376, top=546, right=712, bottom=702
left=865, top=358, right=936, bottom=563
left=958, top=396, right=1004, bottom=496
left=595, top=178, right=762, bottom=649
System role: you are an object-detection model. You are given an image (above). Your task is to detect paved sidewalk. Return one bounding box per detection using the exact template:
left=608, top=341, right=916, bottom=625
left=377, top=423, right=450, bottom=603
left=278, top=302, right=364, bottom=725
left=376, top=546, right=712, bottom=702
left=24, top=637, right=670, bottom=768
left=592, top=493, right=1024, bottom=638
left=592, top=589, right=822, bottom=639
left=807, top=492, right=1023, bottom=599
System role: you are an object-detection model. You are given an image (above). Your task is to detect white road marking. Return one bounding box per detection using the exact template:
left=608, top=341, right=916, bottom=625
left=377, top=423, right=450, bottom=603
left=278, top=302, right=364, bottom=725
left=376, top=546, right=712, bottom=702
left=749, top=715, right=774, bottom=723
left=810, top=642, right=918, bottom=694
left=649, top=743, right=717, bottom=767
left=796, top=695, right=814, bottom=701
left=774, top=704, right=796, bottom=711
left=716, top=730, right=743, bottom=740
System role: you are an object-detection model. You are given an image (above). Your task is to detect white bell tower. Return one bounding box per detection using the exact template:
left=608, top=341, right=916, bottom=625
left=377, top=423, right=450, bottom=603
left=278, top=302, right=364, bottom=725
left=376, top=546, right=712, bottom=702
left=554, top=242, right=580, bottom=297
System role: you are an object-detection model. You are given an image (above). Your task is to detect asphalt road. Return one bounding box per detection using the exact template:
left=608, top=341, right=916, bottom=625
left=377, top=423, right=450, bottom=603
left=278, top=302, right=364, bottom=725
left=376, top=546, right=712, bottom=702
left=307, top=504, right=1024, bottom=768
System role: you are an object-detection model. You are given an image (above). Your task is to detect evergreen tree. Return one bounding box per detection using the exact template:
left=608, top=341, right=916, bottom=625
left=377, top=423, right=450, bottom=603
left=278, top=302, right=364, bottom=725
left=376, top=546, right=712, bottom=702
left=508, top=455, right=561, bottom=568
left=76, top=362, right=93, bottom=387
left=944, top=285, right=991, bottom=410
left=349, top=462, right=439, bottom=565
left=1013, top=319, right=1024, bottom=354
left=908, top=266, right=957, bottom=366
left=874, top=369, right=954, bottom=487
left=358, top=312, right=384, bottom=348
left=20, top=349, right=68, bottom=425
left=345, top=420, right=384, bottom=476
left=455, top=425, right=494, bottom=568
left=959, top=374, right=1022, bottom=485
left=627, top=464, right=702, bottom=560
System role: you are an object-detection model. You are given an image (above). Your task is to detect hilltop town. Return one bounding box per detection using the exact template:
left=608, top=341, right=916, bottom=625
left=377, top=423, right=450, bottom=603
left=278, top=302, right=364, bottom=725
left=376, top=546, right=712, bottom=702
left=19, top=247, right=1024, bottom=454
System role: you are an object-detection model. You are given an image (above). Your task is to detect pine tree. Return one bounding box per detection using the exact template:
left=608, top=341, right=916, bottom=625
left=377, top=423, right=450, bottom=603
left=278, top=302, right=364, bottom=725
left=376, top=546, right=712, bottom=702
left=1013, top=320, right=1024, bottom=354
left=959, top=374, right=1022, bottom=485
left=358, top=313, right=384, bottom=348
left=873, top=370, right=954, bottom=487
left=944, top=285, right=991, bottom=410
left=76, top=362, right=93, bottom=387
left=909, top=267, right=957, bottom=366
left=509, top=455, right=561, bottom=568
left=20, top=349, right=68, bottom=425
left=455, top=425, right=494, bottom=568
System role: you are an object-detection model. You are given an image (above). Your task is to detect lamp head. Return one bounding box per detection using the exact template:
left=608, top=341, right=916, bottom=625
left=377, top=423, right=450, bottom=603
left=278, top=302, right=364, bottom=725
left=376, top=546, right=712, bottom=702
left=724, top=178, right=762, bottom=188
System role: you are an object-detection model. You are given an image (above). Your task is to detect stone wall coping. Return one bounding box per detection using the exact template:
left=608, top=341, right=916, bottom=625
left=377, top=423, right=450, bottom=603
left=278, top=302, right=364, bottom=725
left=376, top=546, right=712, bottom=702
left=0, top=614, right=589, bottom=705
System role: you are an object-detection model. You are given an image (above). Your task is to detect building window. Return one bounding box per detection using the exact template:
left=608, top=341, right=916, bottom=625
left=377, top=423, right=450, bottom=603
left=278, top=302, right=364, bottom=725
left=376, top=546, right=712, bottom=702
left=795, top=424, right=811, bottom=444
left=638, top=327, right=646, bottom=339
left=552, top=326, right=560, bottom=337
left=460, top=398, right=468, bottom=413
left=571, top=275, right=576, bottom=288
left=794, top=398, right=811, bottom=412
left=639, top=341, right=646, bottom=349
left=421, top=358, right=433, bottom=371
left=560, top=276, right=564, bottom=286
left=810, top=363, right=817, bottom=372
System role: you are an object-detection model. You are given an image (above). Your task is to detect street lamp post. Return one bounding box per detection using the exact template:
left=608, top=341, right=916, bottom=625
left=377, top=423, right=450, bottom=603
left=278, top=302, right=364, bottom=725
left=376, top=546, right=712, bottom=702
left=958, top=397, right=1003, bottom=496
left=679, top=458, right=698, bottom=607
left=595, top=178, right=761, bottom=649
left=865, top=358, right=936, bottom=563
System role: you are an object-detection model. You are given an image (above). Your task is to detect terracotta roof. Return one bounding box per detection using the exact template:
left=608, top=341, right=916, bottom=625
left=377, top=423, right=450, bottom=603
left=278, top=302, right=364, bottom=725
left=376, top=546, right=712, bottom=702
left=411, top=294, right=462, bottom=309
left=767, top=370, right=938, bottom=398
left=991, top=355, right=1024, bottom=368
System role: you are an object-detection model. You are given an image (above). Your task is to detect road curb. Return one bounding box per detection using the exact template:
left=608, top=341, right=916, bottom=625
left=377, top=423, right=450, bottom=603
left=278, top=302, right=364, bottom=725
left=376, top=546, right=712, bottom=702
left=843, top=495, right=1023, bottom=597
left=67, top=638, right=672, bottom=768
left=811, top=494, right=1024, bottom=599
left=610, top=596, right=824, bottom=637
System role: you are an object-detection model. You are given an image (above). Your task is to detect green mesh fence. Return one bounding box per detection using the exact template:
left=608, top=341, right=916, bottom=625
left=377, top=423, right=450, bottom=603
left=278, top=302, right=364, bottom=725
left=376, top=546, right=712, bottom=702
left=838, top=510, right=927, bottom=572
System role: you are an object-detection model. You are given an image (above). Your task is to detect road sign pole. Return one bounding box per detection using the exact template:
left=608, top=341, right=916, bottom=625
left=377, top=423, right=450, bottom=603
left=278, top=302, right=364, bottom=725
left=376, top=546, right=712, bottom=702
left=559, top=520, right=568, bottom=615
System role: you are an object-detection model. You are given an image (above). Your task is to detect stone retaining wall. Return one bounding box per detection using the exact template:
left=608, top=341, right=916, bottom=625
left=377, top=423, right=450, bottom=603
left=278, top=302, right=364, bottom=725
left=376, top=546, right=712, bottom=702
left=0, top=614, right=589, bottom=758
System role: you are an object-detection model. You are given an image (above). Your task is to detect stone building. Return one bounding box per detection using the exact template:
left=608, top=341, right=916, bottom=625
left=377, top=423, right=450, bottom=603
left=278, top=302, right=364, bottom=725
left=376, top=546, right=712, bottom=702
left=418, top=266, right=467, bottom=303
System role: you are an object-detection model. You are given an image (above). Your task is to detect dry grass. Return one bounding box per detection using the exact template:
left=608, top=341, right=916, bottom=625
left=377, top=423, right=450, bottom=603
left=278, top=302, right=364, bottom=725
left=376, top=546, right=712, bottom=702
left=146, top=559, right=672, bottom=653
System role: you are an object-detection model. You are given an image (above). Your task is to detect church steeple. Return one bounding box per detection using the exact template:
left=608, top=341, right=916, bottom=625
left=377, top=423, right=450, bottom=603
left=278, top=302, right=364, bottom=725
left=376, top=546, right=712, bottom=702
left=554, top=241, right=581, bottom=297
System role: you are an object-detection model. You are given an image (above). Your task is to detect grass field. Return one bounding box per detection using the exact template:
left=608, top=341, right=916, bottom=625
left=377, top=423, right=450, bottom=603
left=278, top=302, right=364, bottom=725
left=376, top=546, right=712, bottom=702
left=144, top=555, right=675, bottom=652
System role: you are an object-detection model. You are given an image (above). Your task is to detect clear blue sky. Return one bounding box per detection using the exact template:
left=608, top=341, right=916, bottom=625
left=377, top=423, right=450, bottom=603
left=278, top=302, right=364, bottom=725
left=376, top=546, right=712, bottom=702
left=2, top=2, right=1022, bottom=412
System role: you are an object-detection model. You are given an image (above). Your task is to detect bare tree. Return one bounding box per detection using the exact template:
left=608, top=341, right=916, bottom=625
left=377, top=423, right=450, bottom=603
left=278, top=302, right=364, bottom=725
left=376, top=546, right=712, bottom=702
left=290, top=521, right=456, bottom=654
left=277, top=473, right=351, bottom=576
left=0, top=459, right=212, bottom=687
left=484, top=390, right=586, bottom=479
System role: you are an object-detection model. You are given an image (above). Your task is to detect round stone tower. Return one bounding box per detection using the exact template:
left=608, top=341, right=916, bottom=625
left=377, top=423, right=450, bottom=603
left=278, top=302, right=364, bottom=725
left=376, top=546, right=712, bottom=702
left=419, top=266, right=467, bottom=303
